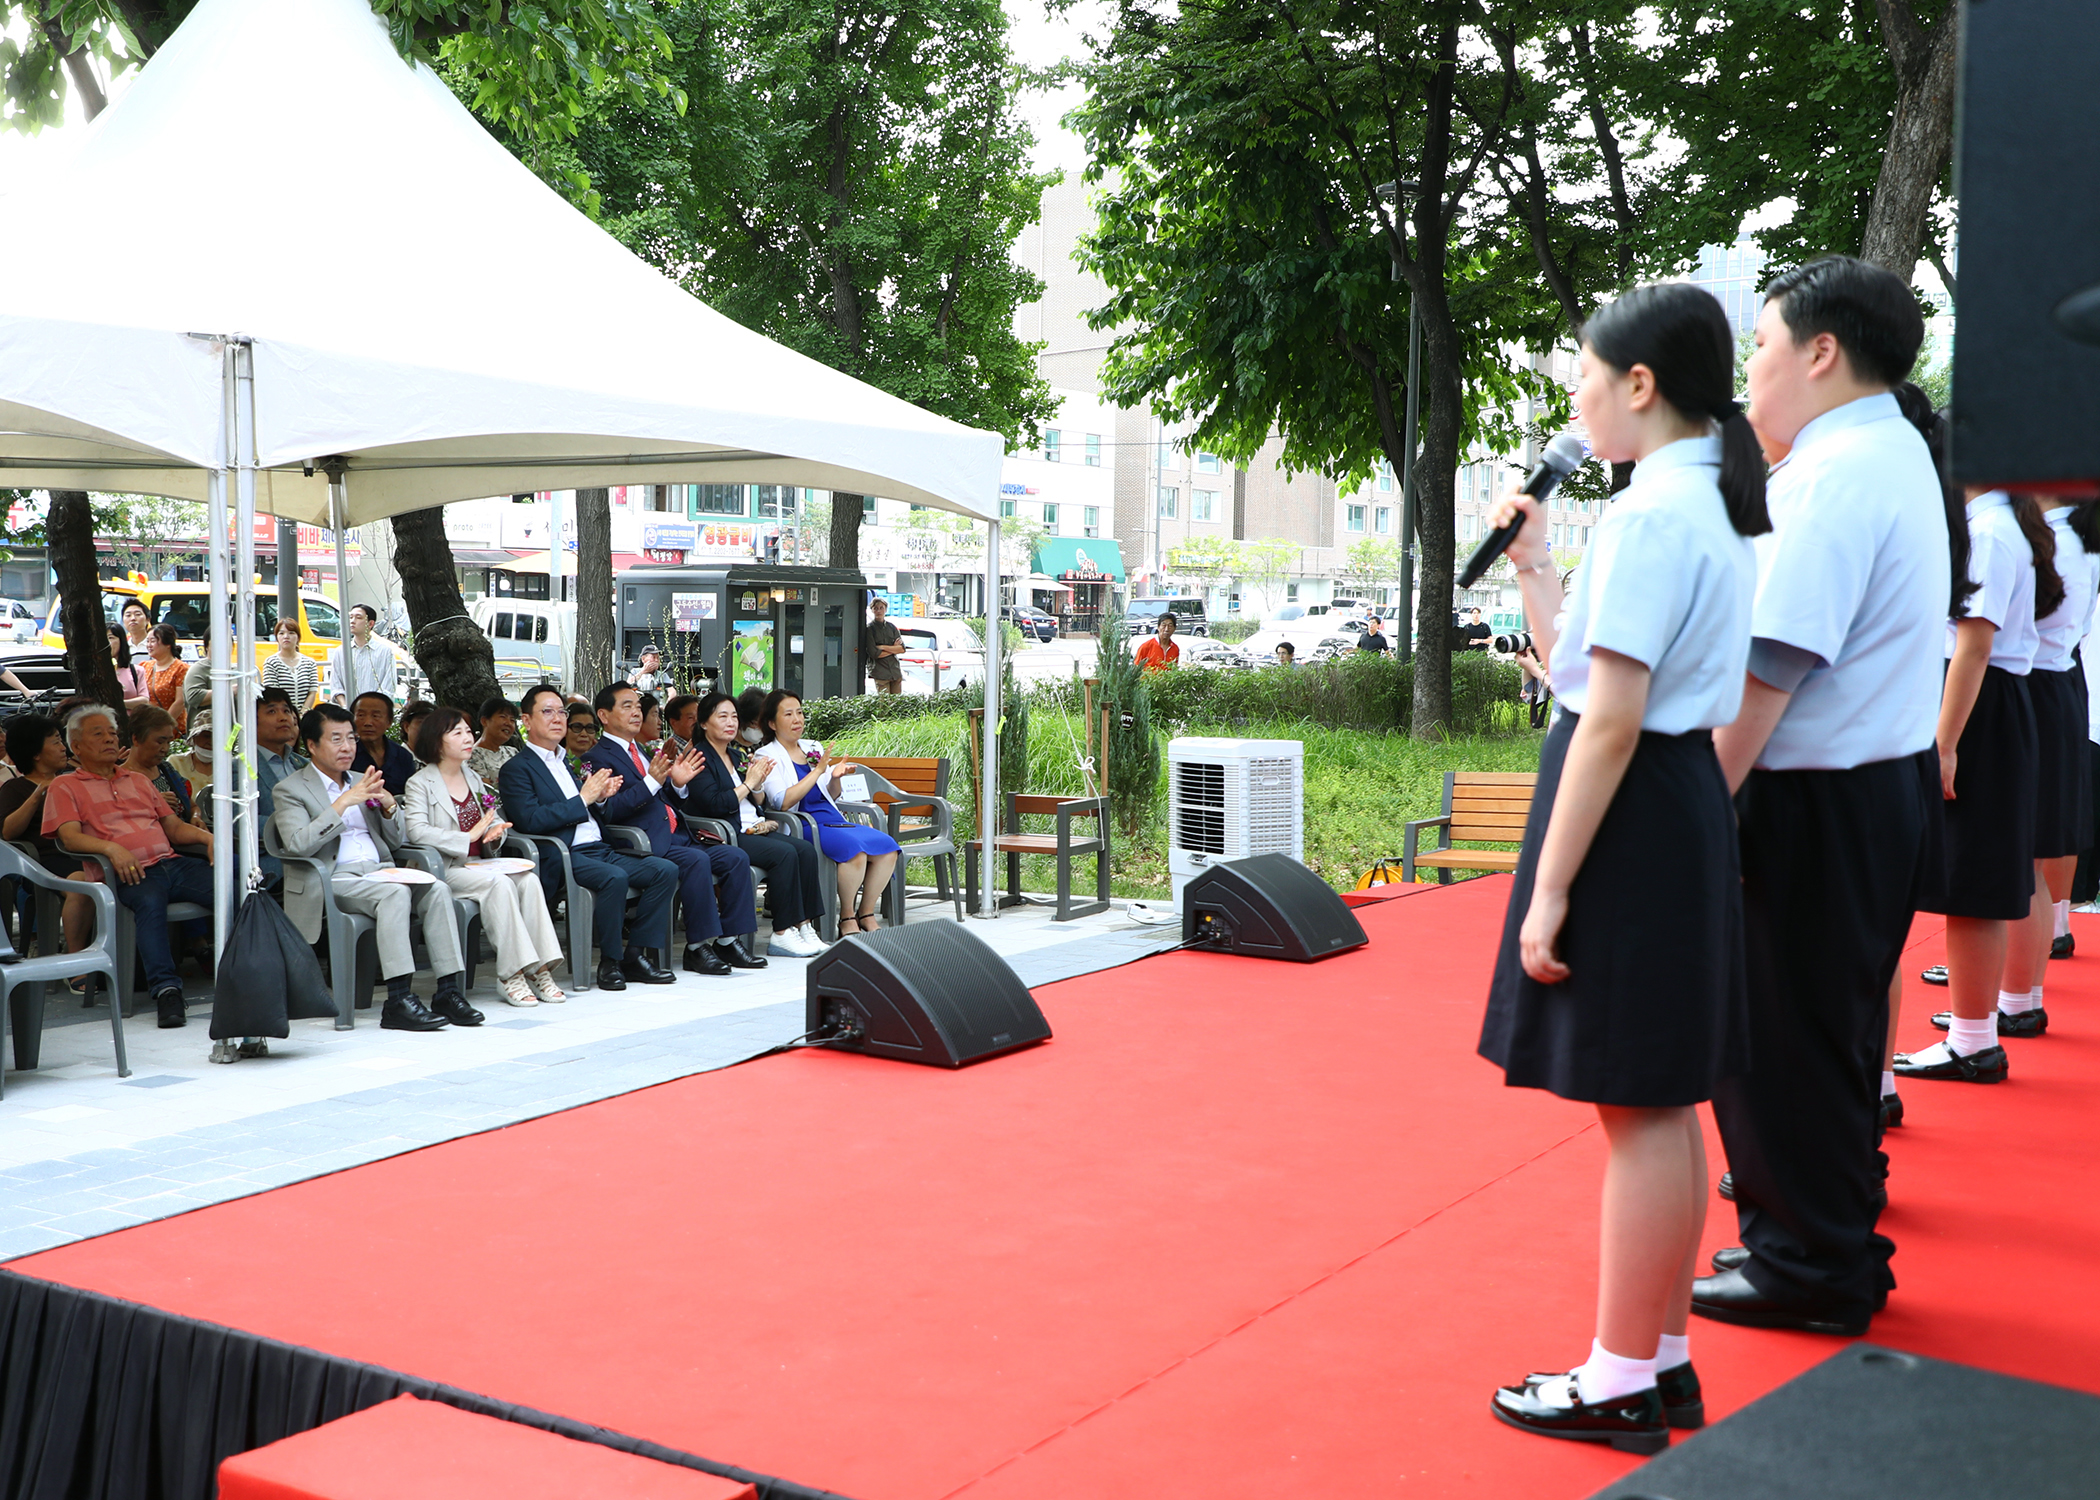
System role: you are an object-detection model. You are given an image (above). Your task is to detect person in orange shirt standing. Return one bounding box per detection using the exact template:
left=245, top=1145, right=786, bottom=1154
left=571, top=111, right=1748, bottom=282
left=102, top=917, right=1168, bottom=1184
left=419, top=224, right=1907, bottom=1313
left=1134, top=610, right=1181, bottom=672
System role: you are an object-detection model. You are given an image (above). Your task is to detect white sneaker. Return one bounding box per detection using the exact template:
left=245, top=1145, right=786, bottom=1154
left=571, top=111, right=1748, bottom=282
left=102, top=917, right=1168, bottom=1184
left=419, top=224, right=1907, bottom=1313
left=767, top=928, right=814, bottom=958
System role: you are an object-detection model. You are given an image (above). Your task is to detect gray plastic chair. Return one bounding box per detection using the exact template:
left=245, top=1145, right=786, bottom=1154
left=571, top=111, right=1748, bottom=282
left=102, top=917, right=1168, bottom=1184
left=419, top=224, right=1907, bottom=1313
left=0, top=842, right=126, bottom=1096
left=81, top=851, right=211, bottom=1018
left=839, top=767, right=962, bottom=926
left=392, top=845, right=486, bottom=994
left=262, top=823, right=382, bottom=1030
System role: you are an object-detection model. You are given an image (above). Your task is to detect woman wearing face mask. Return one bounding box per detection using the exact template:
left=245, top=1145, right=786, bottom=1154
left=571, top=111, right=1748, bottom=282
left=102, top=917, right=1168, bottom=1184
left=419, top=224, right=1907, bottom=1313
left=682, top=691, right=828, bottom=956
left=165, top=711, right=216, bottom=827
left=402, top=706, right=567, bottom=1007
left=1478, top=283, right=1767, bottom=1454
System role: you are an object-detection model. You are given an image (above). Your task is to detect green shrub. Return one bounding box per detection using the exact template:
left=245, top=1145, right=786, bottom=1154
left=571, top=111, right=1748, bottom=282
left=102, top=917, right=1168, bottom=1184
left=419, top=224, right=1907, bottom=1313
left=1210, top=618, right=1259, bottom=643
left=1094, top=598, right=1161, bottom=834
left=1145, top=650, right=1524, bottom=737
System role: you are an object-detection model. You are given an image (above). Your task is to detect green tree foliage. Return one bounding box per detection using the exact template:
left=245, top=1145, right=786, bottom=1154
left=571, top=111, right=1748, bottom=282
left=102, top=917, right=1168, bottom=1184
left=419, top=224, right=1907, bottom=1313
left=549, top=0, right=1059, bottom=563
left=1070, top=0, right=1565, bottom=738
left=1092, top=597, right=1159, bottom=834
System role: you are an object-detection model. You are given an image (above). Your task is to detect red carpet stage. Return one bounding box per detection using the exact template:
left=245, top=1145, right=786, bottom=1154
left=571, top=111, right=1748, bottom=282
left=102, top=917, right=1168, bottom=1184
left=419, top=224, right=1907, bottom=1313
left=7, top=880, right=2098, bottom=1499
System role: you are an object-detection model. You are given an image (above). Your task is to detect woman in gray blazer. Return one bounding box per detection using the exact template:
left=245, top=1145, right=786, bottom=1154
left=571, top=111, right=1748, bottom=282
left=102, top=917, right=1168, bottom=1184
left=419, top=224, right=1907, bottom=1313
left=401, top=707, right=567, bottom=1007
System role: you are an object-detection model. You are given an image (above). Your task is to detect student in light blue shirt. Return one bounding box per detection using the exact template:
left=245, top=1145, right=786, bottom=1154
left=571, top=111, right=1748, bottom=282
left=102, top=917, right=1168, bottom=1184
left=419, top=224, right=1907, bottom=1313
left=1704, top=255, right=1948, bottom=1340
left=1478, top=282, right=1767, bottom=1453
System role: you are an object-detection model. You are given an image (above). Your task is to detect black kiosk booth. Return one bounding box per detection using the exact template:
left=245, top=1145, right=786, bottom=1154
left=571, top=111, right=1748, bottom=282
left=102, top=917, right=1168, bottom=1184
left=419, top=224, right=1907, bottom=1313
left=617, top=563, right=869, bottom=698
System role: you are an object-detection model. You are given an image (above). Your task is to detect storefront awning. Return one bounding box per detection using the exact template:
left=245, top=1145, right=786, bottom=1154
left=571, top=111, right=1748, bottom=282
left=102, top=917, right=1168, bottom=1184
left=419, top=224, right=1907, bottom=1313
left=1033, top=536, right=1124, bottom=584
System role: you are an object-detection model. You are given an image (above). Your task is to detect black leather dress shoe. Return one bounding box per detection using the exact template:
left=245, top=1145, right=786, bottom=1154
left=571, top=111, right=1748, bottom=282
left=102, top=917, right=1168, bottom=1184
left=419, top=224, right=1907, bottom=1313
left=1656, top=1360, right=1704, bottom=1430
left=1691, top=1267, right=1870, bottom=1336
left=682, top=944, right=733, bottom=976
left=381, top=995, right=449, bottom=1032
left=2052, top=931, right=2074, bottom=959
left=1711, top=1245, right=1751, bottom=1273
left=1490, top=1375, right=1667, bottom=1454
left=432, top=993, right=484, bottom=1027
left=621, top=953, right=678, bottom=984
left=1893, top=1042, right=2009, bottom=1083
left=595, top=960, right=627, bottom=991
left=719, top=937, right=767, bottom=970
left=1931, top=1006, right=2045, bottom=1037
left=1881, top=1091, right=1904, bottom=1129
left=1717, top=1171, right=1735, bottom=1202
left=1920, top=964, right=1948, bottom=985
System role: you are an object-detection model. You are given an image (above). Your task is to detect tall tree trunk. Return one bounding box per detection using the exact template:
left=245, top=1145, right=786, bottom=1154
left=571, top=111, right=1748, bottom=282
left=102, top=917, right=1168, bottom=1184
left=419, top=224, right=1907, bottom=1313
left=390, top=507, right=500, bottom=713
left=1859, top=2, right=1958, bottom=279
left=573, top=487, right=615, bottom=694
left=1409, top=294, right=1464, bottom=739
left=49, top=490, right=120, bottom=706
left=829, top=492, right=865, bottom=570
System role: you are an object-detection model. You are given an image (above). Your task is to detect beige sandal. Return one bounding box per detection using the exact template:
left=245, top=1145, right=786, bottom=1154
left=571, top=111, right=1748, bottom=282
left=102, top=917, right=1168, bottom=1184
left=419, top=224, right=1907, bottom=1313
left=499, top=973, right=539, bottom=1007
left=526, top=965, right=567, bottom=1004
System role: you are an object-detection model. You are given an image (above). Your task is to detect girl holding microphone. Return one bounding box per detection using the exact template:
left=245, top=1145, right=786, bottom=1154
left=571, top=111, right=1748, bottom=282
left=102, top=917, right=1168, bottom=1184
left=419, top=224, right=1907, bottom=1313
left=1479, top=284, right=1766, bottom=1454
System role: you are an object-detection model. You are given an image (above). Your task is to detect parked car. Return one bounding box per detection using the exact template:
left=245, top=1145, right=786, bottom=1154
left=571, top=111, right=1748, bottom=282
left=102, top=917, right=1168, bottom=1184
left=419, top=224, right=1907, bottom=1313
left=1006, top=604, right=1058, bottom=643
left=0, top=600, right=40, bottom=644
left=470, top=597, right=577, bottom=678
left=896, top=618, right=986, bottom=692
left=1174, top=636, right=1254, bottom=670
left=1126, top=597, right=1210, bottom=636
left=1241, top=625, right=1357, bottom=663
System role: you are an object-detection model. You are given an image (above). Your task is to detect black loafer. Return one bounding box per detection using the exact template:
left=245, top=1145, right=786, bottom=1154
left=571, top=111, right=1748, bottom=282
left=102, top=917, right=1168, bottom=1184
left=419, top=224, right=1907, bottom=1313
left=1881, top=1091, right=1904, bottom=1129
left=1691, top=1267, right=1870, bottom=1336
left=1490, top=1375, right=1667, bottom=1454
left=621, top=954, right=678, bottom=985
left=1656, top=1360, right=1704, bottom=1429
left=1931, top=1006, right=2045, bottom=1037
left=1893, top=1042, right=2008, bottom=1083
left=682, top=945, right=733, bottom=977
left=1920, top=964, right=1948, bottom=985
left=1711, top=1245, right=1751, bottom=1274
left=432, top=993, right=484, bottom=1027
left=1717, top=1171, right=1735, bottom=1202
left=2052, top=931, right=2074, bottom=959
left=594, top=960, right=627, bottom=991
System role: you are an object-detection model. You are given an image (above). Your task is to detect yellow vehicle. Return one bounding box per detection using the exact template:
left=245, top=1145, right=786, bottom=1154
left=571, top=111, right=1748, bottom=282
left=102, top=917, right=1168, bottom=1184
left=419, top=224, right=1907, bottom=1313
left=42, top=578, right=345, bottom=668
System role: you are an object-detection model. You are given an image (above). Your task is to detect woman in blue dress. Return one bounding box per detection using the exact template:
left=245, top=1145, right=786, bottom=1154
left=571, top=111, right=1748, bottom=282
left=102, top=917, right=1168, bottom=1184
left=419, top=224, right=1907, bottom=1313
left=753, top=689, right=900, bottom=933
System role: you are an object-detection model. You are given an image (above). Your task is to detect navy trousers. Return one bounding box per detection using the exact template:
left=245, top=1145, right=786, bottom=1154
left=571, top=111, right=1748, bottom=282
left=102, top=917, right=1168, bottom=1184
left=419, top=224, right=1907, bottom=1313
left=114, top=856, right=215, bottom=995
left=657, top=835, right=755, bottom=942
left=566, top=842, right=678, bottom=962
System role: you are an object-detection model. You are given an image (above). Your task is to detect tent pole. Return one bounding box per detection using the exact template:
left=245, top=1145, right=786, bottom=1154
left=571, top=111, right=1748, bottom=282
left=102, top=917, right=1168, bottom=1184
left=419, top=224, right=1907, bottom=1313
left=328, top=469, right=350, bottom=683
left=230, top=340, right=259, bottom=913
left=976, top=517, right=1001, bottom=918
left=209, top=343, right=236, bottom=961
left=549, top=489, right=569, bottom=686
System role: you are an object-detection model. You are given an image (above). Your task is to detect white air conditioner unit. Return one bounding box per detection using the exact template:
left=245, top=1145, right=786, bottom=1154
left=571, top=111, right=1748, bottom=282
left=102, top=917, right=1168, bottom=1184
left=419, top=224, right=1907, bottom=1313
left=1167, top=737, right=1305, bottom=906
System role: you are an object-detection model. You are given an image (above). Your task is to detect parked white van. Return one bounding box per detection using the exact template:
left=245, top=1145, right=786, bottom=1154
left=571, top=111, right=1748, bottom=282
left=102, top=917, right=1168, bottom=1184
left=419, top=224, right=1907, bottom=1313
left=470, top=598, right=574, bottom=681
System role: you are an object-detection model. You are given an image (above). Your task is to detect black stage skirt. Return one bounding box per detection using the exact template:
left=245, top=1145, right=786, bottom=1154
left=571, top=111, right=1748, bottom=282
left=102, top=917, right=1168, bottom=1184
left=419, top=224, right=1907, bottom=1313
left=1917, top=664, right=2038, bottom=920
left=2031, top=666, right=2091, bottom=859
left=1479, top=712, right=1750, bottom=1107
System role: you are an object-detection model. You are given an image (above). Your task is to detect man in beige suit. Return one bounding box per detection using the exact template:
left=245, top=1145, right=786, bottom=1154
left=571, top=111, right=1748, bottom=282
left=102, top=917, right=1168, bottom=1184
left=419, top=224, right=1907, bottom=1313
left=269, top=703, right=477, bottom=1032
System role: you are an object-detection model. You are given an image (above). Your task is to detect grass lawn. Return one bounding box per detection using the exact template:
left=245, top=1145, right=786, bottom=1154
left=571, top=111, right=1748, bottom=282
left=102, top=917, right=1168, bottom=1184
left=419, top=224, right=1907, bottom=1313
left=828, top=712, right=1545, bottom=898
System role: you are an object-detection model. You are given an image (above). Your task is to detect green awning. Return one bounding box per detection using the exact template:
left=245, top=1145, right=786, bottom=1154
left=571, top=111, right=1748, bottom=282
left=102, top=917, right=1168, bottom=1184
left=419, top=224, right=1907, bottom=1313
left=1032, top=536, right=1125, bottom=583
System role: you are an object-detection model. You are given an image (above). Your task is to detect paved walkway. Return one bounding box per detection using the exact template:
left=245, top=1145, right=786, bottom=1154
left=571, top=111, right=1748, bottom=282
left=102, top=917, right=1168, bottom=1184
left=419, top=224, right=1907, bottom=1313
left=0, top=897, right=1178, bottom=1262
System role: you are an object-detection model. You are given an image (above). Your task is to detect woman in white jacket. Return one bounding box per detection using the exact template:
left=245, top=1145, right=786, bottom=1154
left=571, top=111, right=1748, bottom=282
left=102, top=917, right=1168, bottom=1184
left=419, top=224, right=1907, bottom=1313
left=402, top=706, right=568, bottom=1007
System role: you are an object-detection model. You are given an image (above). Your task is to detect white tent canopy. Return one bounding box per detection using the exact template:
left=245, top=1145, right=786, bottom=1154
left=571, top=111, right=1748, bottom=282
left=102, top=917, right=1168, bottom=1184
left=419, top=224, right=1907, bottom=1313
left=0, top=0, right=1011, bottom=933
left=0, top=0, right=1004, bottom=523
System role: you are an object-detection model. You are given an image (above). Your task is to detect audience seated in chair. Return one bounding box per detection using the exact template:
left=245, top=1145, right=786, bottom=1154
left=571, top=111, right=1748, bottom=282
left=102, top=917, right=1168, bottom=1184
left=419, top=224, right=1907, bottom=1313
left=43, top=704, right=213, bottom=1029
left=270, top=703, right=478, bottom=1033
left=498, top=683, right=680, bottom=991
left=254, top=687, right=308, bottom=889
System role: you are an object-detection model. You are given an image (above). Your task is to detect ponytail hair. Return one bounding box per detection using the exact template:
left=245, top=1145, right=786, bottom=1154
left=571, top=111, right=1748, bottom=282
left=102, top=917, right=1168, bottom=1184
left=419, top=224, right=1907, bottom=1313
left=2010, top=494, right=2066, bottom=620
left=1583, top=283, right=1770, bottom=538
left=2070, top=501, right=2100, bottom=556
left=1893, top=382, right=1978, bottom=619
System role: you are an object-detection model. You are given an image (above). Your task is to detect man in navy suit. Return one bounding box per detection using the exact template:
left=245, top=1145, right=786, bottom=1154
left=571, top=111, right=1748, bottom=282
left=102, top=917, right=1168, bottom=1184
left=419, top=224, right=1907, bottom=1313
left=498, top=684, right=680, bottom=990
left=585, top=681, right=763, bottom=976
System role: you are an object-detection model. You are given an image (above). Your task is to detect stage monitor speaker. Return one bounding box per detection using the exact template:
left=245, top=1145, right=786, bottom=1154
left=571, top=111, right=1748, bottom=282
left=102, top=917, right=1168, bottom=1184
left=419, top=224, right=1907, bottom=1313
left=1586, top=1343, right=2100, bottom=1499
left=1950, top=0, right=2100, bottom=491
left=1181, top=853, right=1368, bottom=962
left=805, top=921, right=1051, bottom=1067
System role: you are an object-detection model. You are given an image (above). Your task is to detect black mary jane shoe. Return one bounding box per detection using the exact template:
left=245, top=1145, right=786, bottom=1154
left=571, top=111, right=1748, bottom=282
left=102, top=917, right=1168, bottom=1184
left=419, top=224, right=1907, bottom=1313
left=1893, top=1042, right=2009, bottom=1084
left=1919, top=964, right=1949, bottom=985
left=1656, top=1361, right=1704, bottom=1429
left=1881, top=1090, right=1904, bottom=1129
left=1691, top=1266, right=1870, bottom=1337
left=1711, top=1245, right=1751, bottom=1274
left=1931, top=1006, right=2045, bottom=1038
left=1717, top=1171, right=1735, bottom=1202
left=1490, top=1374, right=1667, bottom=1454
left=2052, top=931, right=2074, bottom=960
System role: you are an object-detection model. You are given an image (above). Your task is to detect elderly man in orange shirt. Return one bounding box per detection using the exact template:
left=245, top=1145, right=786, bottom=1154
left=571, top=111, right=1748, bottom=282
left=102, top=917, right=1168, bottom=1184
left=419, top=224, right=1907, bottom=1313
left=45, top=703, right=214, bottom=1029
left=1134, top=610, right=1181, bottom=672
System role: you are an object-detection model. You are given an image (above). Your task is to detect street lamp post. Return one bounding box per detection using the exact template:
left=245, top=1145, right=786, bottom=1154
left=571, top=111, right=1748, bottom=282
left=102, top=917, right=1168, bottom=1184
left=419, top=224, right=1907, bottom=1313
left=1375, top=180, right=1421, bottom=666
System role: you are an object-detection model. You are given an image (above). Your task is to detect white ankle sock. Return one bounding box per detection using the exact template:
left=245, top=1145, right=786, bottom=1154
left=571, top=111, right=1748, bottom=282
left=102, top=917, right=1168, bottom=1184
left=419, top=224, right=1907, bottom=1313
left=1947, top=1013, right=1998, bottom=1056
left=1573, top=1337, right=1656, bottom=1404
left=2055, top=899, right=2071, bottom=938
left=1655, top=1331, right=1691, bottom=1371
left=1998, top=987, right=2036, bottom=1016
left=2032, top=984, right=2045, bottom=1007
left=1881, top=1069, right=1897, bottom=1097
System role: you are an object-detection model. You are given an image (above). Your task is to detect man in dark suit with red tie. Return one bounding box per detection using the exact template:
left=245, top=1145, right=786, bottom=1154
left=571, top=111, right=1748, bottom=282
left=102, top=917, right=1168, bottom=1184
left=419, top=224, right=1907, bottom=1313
left=585, top=681, right=763, bottom=976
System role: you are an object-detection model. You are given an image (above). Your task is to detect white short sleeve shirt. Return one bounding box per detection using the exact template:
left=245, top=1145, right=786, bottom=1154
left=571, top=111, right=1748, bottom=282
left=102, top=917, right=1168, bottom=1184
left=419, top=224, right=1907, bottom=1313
left=1751, top=393, right=1951, bottom=771
left=2033, top=510, right=2098, bottom=674
left=1948, top=492, right=2038, bottom=674
left=1546, top=435, right=1756, bottom=734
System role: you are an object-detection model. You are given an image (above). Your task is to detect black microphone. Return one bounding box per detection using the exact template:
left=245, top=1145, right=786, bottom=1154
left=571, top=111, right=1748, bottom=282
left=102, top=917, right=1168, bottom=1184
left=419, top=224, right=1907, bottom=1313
left=1457, top=433, right=1587, bottom=589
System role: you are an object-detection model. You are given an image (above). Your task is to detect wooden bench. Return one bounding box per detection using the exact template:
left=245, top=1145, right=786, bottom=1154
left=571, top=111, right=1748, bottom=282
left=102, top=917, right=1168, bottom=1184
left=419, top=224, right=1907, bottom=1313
left=965, top=793, right=1112, bottom=922
left=1401, top=771, right=1538, bottom=883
